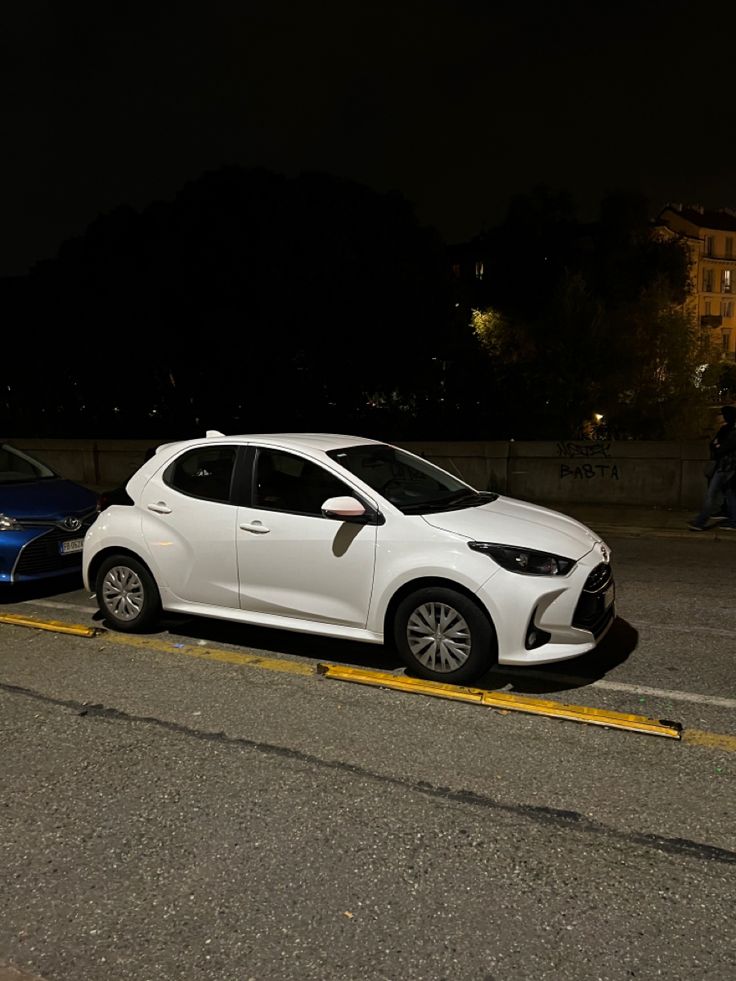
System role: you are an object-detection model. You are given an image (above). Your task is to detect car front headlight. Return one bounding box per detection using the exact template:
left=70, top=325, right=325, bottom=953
left=0, top=513, right=22, bottom=531
left=468, top=541, right=575, bottom=576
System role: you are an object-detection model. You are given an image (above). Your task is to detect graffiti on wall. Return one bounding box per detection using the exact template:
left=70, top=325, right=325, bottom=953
left=557, top=442, right=620, bottom=480
left=556, top=441, right=611, bottom=458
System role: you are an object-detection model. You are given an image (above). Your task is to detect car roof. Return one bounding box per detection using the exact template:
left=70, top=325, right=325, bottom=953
left=127, top=432, right=389, bottom=498
left=181, top=432, right=385, bottom=453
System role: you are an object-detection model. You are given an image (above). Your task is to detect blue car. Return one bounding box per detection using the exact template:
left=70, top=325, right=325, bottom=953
left=0, top=443, right=98, bottom=585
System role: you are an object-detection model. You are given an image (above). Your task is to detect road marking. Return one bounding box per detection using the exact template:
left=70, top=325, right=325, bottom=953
left=5, top=620, right=734, bottom=750
left=11, top=600, right=734, bottom=705
left=106, top=637, right=689, bottom=739
left=494, top=669, right=736, bottom=710
left=318, top=665, right=682, bottom=739
left=0, top=612, right=98, bottom=638
left=631, top=619, right=736, bottom=640
left=109, top=633, right=315, bottom=676
left=2, top=608, right=733, bottom=710
left=684, top=729, right=736, bottom=752
left=20, top=598, right=97, bottom=615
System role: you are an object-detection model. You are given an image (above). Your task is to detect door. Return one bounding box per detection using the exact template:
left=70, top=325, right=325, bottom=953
left=138, top=444, right=240, bottom=607
left=236, top=448, right=377, bottom=626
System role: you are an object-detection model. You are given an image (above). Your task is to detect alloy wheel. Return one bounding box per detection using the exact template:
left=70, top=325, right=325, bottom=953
left=102, top=565, right=145, bottom=622
left=406, top=601, right=472, bottom=673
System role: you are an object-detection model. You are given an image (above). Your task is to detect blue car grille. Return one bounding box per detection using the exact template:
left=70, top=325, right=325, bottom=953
left=13, top=517, right=95, bottom=578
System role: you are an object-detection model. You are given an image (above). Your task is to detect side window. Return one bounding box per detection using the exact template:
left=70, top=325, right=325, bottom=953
left=0, top=448, right=36, bottom=479
left=254, top=449, right=351, bottom=516
left=164, top=446, right=237, bottom=503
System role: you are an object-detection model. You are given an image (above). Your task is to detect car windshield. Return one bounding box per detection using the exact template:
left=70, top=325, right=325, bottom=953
left=327, top=444, right=497, bottom=514
left=0, top=444, right=56, bottom=484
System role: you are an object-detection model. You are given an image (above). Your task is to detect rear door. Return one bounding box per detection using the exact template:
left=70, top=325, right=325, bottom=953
left=138, top=444, right=240, bottom=607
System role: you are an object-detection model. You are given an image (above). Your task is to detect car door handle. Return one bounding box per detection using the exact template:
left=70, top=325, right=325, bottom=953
left=148, top=502, right=172, bottom=514
left=239, top=521, right=270, bottom=534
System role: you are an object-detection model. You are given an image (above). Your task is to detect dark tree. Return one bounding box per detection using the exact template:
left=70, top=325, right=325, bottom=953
left=8, top=168, right=450, bottom=438
left=468, top=189, right=702, bottom=438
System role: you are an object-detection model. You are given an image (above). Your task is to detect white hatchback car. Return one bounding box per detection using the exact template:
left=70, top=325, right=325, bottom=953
left=83, top=432, right=615, bottom=683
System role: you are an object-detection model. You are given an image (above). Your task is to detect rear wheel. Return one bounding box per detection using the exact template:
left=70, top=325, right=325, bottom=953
left=393, top=587, right=495, bottom=683
left=96, top=555, right=161, bottom=632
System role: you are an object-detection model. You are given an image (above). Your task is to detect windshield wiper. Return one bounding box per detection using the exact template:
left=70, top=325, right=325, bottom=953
left=401, top=490, right=489, bottom=514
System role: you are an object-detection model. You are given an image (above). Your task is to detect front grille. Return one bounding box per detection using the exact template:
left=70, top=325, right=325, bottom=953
left=583, top=563, right=612, bottom=593
left=14, top=517, right=95, bottom=578
left=572, top=562, right=615, bottom=637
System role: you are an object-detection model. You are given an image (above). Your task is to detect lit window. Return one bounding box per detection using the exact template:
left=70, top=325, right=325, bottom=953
left=475, top=261, right=484, bottom=280
left=723, top=269, right=732, bottom=293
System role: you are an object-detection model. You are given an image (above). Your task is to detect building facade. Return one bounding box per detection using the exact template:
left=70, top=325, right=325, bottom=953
left=657, top=204, right=736, bottom=361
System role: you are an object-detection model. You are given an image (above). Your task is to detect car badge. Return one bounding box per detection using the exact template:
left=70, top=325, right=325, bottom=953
left=60, top=516, right=82, bottom=532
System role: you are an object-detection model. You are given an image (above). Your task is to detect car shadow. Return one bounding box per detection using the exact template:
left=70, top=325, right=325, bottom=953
left=479, top=616, right=639, bottom=695
left=0, top=573, right=85, bottom=605
left=114, top=609, right=637, bottom=695
left=143, top=613, right=406, bottom=673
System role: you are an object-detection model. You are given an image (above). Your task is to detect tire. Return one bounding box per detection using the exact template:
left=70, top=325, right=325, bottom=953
left=96, top=555, right=161, bottom=633
left=393, top=587, right=495, bottom=684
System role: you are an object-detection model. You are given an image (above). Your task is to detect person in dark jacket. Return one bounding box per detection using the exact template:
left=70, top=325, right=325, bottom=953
left=689, top=405, right=736, bottom=530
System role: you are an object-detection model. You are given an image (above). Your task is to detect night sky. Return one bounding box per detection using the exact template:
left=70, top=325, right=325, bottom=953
left=3, top=0, right=735, bottom=276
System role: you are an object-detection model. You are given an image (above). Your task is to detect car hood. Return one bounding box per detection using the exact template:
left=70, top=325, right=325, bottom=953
left=0, top=478, right=97, bottom=520
left=420, top=495, right=601, bottom=560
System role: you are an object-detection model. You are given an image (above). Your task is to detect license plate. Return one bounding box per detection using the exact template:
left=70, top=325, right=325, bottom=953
left=60, top=538, right=84, bottom=555
left=603, top=583, right=615, bottom=609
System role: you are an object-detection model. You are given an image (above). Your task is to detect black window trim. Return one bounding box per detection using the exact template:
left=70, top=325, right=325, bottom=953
left=231, top=445, right=255, bottom=507
left=244, top=446, right=383, bottom=523
left=162, top=444, right=240, bottom=505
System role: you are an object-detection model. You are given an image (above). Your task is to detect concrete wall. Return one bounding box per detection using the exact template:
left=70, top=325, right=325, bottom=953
left=5, top=437, right=711, bottom=508
left=6, top=439, right=159, bottom=490
left=402, top=439, right=709, bottom=508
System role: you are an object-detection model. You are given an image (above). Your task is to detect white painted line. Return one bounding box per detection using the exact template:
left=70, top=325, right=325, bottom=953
left=9, top=600, right=734, bottom=711
left=20, top=598, right=96, bottom=615
left=630, top=619, right=736, bottom=640
left=589, top=679, right=736, bottom=710
left=498, top=668, right=736, bottom=710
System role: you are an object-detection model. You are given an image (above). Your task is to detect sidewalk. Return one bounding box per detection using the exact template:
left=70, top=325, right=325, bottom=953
left=542, top=502, right=736, bottom=540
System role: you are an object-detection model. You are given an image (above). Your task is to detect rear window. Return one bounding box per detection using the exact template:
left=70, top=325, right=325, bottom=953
left=164, top=446, right=237, bottom=503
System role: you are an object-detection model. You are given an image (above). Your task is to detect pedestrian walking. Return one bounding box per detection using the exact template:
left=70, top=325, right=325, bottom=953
left=688, top=405, right=736, bottom=531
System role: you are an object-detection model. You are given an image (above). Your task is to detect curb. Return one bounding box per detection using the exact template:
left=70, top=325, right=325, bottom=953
left=318, top=665, right=683, bottom=739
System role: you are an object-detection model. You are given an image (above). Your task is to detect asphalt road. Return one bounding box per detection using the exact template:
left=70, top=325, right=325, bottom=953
left=1, top=534, right=735, bottom=981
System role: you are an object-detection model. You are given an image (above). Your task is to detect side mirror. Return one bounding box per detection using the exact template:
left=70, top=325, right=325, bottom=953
left=321, top=496, right=367, bottom=520
left=321, top=496, right=385, bottom=525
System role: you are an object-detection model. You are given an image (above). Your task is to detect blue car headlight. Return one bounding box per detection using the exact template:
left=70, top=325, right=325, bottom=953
left=468, top=542, right=575, bottom=576
left=0, top=514, right=22, bottom=532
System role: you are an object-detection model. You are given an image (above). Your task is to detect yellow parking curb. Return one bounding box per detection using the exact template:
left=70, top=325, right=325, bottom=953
left=110, top=632, right=315, bottom=676
left=318, top=665, right=683, bottom=739
left=5, top=617, right=731, bottom=746
left=0, top=612, right=99, bottom=638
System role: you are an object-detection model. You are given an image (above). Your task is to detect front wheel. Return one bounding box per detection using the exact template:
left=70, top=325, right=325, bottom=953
left=392, top=587, right=496, bottom=684
left=96, top=555, right=161, bottom=632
